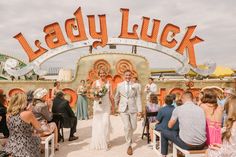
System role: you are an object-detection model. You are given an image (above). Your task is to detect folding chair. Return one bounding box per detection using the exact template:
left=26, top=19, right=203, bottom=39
left=141, top=108, right=158, bottom=144
left=52, top=113, right=64, bottom=142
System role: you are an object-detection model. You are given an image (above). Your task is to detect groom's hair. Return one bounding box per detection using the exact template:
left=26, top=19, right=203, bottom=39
left=124, top=69, right=131, bottom=74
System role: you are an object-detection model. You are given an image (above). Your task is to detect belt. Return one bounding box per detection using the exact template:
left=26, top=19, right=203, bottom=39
left=185, top=142, right=206, bottom=149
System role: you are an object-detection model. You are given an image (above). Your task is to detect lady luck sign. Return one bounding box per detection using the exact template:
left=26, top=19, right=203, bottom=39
left=4, top=7, right=215, bottom=77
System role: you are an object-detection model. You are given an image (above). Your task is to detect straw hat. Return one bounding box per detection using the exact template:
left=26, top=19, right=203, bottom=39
left=224, top=88, right=236, bottom=96
left=33, top=88, right=48, bottom=99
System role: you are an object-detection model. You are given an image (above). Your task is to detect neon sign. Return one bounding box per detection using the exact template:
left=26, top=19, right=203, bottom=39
left=4, top=7, right=215, bottom=77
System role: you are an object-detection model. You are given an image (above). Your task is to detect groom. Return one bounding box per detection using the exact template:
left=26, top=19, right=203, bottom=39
left=115, top=69, right=142, bottom=155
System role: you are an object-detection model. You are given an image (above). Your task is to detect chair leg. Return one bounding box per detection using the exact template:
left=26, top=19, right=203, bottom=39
left=147, top=122, right=150, bottom=144
left=141, top=119, right=147, bottom=139
left=173, top=145, right=178, bottom=157
left=61, top=126, right=64, bottom=142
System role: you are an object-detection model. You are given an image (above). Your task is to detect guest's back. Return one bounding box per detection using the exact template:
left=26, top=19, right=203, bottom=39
left=155, top=95, right=178, bottom=131
left=32, top=100, right=52, bottom=122
left=207, top=96, right=236, bottom=157
left=4, top=93, right=41, bottom=157
left=52, top=96, right=75, bottom=118
left=200, top=88, right=223, bottom=145
left=173, top=101, right=206, bottom=145
left=4, top=114, right=41, bottom=156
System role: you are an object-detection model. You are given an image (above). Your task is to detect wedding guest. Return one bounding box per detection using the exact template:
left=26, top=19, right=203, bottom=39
left=197, top=91, right=204, bottom=106
left=0, top=92, right=9, bottom=138
left=207, top=96, right=236, bottom=157
left=32, top=88, right=59, bottom=150
left=155, top=95, right=178, bottom=131
left=219, top=88, right=235, bottom=127
left=176, top=99, right=183, bottom=106
left=52, top=91, right=78, bottom=141
left=51, top=81, right=60, bottom=99
left=146, top=93, right=159, bottom=122
left=146, top=93, right=159, bottom=143
left=76, top=80, right=89, bottom=120
left=170, top=93, right=177, bottom=107
left=3, top=93, right=41, bottom=157
left=219, top=88, right=236, bottom=107
left=144, top=77, right=157, bottom=102
left=200, top=88, right=223, bottom=145
left=160, top=91, right=206, bottom=156
left=132, top=77, right=142, bottom=94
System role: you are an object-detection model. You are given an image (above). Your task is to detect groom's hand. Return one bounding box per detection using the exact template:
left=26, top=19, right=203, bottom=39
left=137, top=112, right=142, bottom=117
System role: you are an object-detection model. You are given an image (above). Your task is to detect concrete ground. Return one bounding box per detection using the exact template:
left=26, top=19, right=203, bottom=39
left=55, top=115, right=161, bottom=157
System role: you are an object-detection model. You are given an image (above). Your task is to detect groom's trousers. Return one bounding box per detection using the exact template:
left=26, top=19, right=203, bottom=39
left=120, top=108, right=137, bottom=146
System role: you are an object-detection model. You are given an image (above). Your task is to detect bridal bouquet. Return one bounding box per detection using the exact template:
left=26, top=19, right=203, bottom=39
left=93, top=86, right=108, bottom=104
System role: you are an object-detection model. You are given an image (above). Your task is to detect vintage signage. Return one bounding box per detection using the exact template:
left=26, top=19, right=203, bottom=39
left=5, top=7, right=215, bottom=77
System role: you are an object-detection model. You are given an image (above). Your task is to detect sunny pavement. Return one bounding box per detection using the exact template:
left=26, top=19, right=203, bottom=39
left=55, top=115, right=163, bottom=157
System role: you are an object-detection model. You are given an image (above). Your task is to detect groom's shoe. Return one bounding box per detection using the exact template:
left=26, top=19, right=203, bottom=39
left=127, top=146, right=133, bottom=155
left=69, top=135, right=79, bottom=141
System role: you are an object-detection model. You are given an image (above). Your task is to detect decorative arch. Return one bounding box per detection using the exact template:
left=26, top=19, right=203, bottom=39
left=8, top=88, right=25, bottom=97
left=116, top=59, right=137, bottom=77
left=4, top=38, right=216, bottom=77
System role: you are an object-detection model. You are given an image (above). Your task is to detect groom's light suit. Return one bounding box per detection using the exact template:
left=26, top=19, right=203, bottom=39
left=115, top=81, right=142, bottom=146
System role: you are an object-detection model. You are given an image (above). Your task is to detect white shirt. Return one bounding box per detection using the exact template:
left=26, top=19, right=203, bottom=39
left=125, top=81, right=132, bottom=95
left=145, top=83, right=157, bottom=93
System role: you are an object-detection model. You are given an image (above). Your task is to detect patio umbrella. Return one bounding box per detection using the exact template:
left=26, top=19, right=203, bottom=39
left=211, top=66, right=234, bottom=77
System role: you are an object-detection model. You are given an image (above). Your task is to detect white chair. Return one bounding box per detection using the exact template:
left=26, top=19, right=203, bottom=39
left=173, top=143, right=206, bottom=157
left=153, top=130, right=162, bottom=155
left=41, top=134, right=55, bottom=157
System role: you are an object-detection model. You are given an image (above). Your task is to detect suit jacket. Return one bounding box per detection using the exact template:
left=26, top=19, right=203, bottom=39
left=115, top=81, right=142, bottom=113
left=52, top=97, right=75, bottom=118
left=52, top=97, right=76, bottom=128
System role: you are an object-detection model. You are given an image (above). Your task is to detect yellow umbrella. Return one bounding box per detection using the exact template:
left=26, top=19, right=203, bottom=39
left=211, top=66, right=234, bottom=77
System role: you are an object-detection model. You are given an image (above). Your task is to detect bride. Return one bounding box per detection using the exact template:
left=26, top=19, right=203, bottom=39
left=90, top=69, right=113, bottom=150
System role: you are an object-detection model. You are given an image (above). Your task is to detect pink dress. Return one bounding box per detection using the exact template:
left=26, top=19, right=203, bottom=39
left=206, top=118, right=222, bottom=145
left=207, top=122, right=236, bottom=157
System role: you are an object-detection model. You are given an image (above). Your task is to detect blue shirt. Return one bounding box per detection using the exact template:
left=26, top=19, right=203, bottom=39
left=155, top=105, right=179, bottom=131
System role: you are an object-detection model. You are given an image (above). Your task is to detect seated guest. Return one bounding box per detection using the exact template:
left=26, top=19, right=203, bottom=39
left=146, top=93, right=159, bottom=142
left=32, top=88, right=59, bottom=150
left=207, top=96, right=236, bottom=157
left=200, top=88, right=223, bottom=145
left=176, top=99, right=183, bottom=106
left=4, top=93, right=41, bottom=157
left=52, top=91, right=78, bottom=141
left=155, top=95, right=178, bottom=131
left=0, top=92, right=9, bottom=138
left=161, top=91, right=206, bottom=156
left=146, top=93, right=159, bottom=122
left=170, top=93, right=177, bottom=107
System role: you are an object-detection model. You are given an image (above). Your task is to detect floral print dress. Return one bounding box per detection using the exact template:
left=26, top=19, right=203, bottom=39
left=4, top=114, right=41, bottom=157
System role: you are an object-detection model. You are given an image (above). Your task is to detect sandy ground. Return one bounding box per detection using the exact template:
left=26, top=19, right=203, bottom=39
left=55, top=115, right=160, bottom=157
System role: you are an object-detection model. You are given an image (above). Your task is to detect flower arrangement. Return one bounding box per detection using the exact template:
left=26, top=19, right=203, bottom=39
left=93, top=85, right=108, bottom=104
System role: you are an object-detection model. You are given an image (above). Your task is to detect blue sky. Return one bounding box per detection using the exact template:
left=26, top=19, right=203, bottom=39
left=0, top=0, right=235, bottom=70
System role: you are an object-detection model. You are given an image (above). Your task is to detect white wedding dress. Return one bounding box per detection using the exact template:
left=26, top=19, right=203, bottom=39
left=90, top=80, right=112, bottom=150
